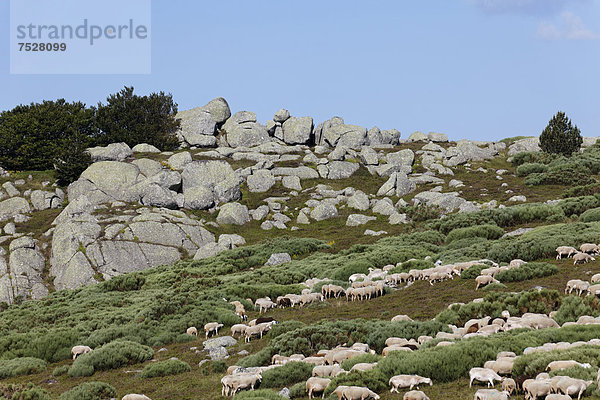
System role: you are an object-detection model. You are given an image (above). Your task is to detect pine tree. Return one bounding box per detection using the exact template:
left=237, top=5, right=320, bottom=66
left=539, top=111, right=582, bottom=156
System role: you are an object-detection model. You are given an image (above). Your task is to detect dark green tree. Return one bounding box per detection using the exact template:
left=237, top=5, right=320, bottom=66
left=54, top=132, right=93, bottom=186
left=539, top=111, right=582, bottom=156
left=0, top=100, right=96, bottom=171
left=95, top=86, right=180, bottom=150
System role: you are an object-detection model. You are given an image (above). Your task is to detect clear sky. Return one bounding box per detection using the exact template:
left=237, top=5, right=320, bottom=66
left=1, top=0, right=598, bottom=141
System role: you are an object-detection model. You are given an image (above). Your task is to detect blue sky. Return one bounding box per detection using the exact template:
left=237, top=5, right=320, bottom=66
left=1, top=0, right=598, bottom=141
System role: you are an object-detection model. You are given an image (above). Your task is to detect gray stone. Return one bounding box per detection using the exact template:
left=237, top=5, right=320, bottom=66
left=216, top=202, right=250, bottom=225
left=168, top=152, right=193, bottom=170
left=428, top=132, right=448, bottom=142
left=193, top=242, right=228, bottom=260
left=502, top=227, right=533, bottom=238
left=386, top=149, right=414, bottom=166
left=508, top=195, right=526, bottom=202
left=310, top=203, right=338, bottom=221
left=74, top=161, right=143, bottom=203
left=222, top=111, right=270, bottom=147
left=204, top=97, right=231, bottom=124
left=296, top=211, right=310, bottom=224
left=132, top=158, right=163, bottom=177
left=273, top=109, right=290, bottom=123
left=282, top=176, right=302, bottom=191
left=346, top=214, right=376, bottom=227
left=261, top=221, right=274, bottom=230
left=279, top=388, right=291, bottom=399
left=265, top=252, right=292, bottom=266
left=30, top=190, right=61, bottom=211
left=366, top=127, right=384, bottom=146
left=251, top=205, right=270, bottom=221
left=364, top=229, right=387, bottom=236
left=377, top=173, right=416, bottom=198
left=372, top=164, right=413, bottom=177
left=389, top=212, right=408, bottom=225
left=3, top=222, right=15, bottom=235
left=271, top=167, right=319, bottom=180
left=208, top=346, right=229, bottom=361
left=132, top=143, right=161, bottom=153
left=449, top=179, right=464, bottom=188
left=322, top=123, right=367, bottom=148
left=182, top=161, right=240, bottom=205
left=2, top=182, right=19, bottom=197
left=0, top=167, right=8, bottom=178
left=347, top=191, right=370, bottom=211
left=282, top=116, right=313, bottom=144
left=507, top=137, right=540, bottom=156
left=0, top=197, right=30, bottom=222
left=176, top=107, right=217, bottom=146
left=413, top=191, right=468, bottom=212
left=360, top=147, right=379, bottom=165
left=203, top=336, right=237, bottom=349
left=318, top=161, right=359, bottom=179
left=372, top=199, right=396, bottom=216
left=218, top=234, right=246, bottom=249
left=247, top=170, right=275, bottom=193
left=408, top=131, right=428, bottom=142
left=87, top=142, right=132, bottom=161
left=443, top=141, right=498, bottom=166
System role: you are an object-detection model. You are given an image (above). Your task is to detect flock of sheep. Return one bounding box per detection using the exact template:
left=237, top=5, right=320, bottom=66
left=63, top=240, right=600, bottom=399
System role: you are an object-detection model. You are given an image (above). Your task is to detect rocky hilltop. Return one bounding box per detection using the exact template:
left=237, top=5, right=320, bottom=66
left=0, top=97, right=596, bottom=304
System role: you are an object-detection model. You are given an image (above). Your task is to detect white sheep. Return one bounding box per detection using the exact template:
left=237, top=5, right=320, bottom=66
left=473, top=389, right=509, bottom=400
left=469, top=368, right=502, bottom=387
left=573, top=252, right=595, bottom=264
left=186, top=326, right=198, bottom=336
left=403, top=390, right=430, bottom=400
left=204, top=322, right=224, bottom=338
left=71, top=345, right=92, bottom=360
left=501, top=377, right=516, bottom=396
left=475, top=275, right=499, bottom=290
left=546, top=360, right=592, bottom=372
left=341, top=386, right=380, bottom=400
left=230, top=324, right=247, bottom=338
left=580, top=243, right=599, bottom=254
left=556, top=246, right=578, bottom=259
left=389, top=375, right=432, bottom=392
left=306, top=377, right=331, bottom=399
left=552, top=376, right=592, bottom=400
left=122, top=395, right=152, bottom=400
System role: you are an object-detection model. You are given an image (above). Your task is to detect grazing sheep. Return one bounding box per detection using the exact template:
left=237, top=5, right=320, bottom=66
left=304, top=356, right=326, bottom=366
left=573, top=252, right=595, bottom=265
left=244, top=322, right=273, bottom=342
left=305, top=377, right=331, bottom=399
left=587, top=284, right=600, bottom=296
left=475, top=275, right=500, bottom=290
left=227, top=373, right=262, bottom=396
left=473, top=389, right=509, bottom=400
left=565, top=280, right=590, bottom=295
left=545, top=394, right=573, bottom=400
left=255, top=298, right=277, bottom=313
left=122, top=395, right=152, bottom=400
left=556, top=246, right=578, bottom=260
left=524, top=379, right=551, bottom=400
left=341, top=386, right=380, bottom=400
left=186, top=326, right=198, bottom=336
left=487, top=357, right=515, bottom=375
left=546, top=360, right=592, bottom=372
left=580, top=243, right=599, bottom=254
left=552, top=377, right=592, bottom=400
left=71, top=345, right=92, bottom=360
left=391, top=314, right=413, bottom=322
left=204, top=322, right=224, bottom=338
left=389, top=375, right=432, bottom=392
left=469, top=368, right=502, bottom=387
left=382, top=345, right=413, bottom=356
left=230, top=324, right=248, bottom=338
left=312, top=364, right=343, bottom=377
left=501, top=378, right=516, bottom=396
left=509, top=259, right=526, bottom=268
left=351, top=362, right=377, bottom=372
left=403, top=390, right=430, bottom=400
left=332, top=386, right=349, bottom=400
left=592, top=273, right=600, bottom=283
left=418, top=335, right=433, bottom=345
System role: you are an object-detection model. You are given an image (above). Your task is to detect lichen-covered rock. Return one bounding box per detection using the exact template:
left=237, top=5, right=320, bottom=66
left=408, top=131, right=428, bottom=142
left=427, top=132, right=448, bottom=142
left=0, top=197, right=31, bottom=222
left=132, top=143, right=161, bottom=153
left=282, top=116, right=313, bottom=144
left=168, top=152, right=193, bottom=170
left=87, top=142, right=132, bottom=162
left=310, top=203, right=338, bottom=221
left=216, top=202, right=250, bottom=225
left=265, top=253, right=291, bottom=266
left=247, top=170, right=275, bottom=193
left=347, top=191, right=370, bottom=211
left=507, top=137, right=540, bottom=156
left=318, top=161, right=359, bottom=180
left=222, top=111, right=270, bottom=148
left=346, top=214, right=376, bottom=227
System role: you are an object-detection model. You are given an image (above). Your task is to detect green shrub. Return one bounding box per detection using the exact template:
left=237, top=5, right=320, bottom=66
left=211, top=360, right=227, bottom=374
left=261, top=361, right=313, bottom=388
left=0, top=99, right=96, bottom=171
left=54, top=133, right=92, bottom=185
left=0, top=383, right=51, bottom=400
left=140, top=358, right=190, bottom=378
left=393, top=259, right=434, bottom=273
left=563, top=183, right=600, bottom=198
left=513, top=345, right=600, bottom=376
left=446, top=225, right=504, bottom=244
left=326, top=369, right=388, bottom=395
left=52, top=365, right=69, bottom=377
left=233, top=389, right=285, bottom=400
left=482, top=283, right=507, bottom=291
left=553, top=296, right=597, bottom=326
left=495, top=262, right=558, bottom=283
left=404, top=204, right=442, bottom=222
left=288, top=382, right=306, bottom=399
left=102, top=273, right=146, bottom=292
left=57, top=381, right=116, bottom=400
left=341, top=353, right=382, bottom=371
left=525, top=162, right=594, bottom=186
left=269, top=320, right=306, bottom=339
left=69, top=340, right=153, bottom=377
left=516, top=163, right=548, bottom=176
left=580, top=207, right=600, bottom=222
left=539, top=111, right=583, bottom=156
left=331, top=260, right=372, bottom=281
left=26, top=328, right=80, bottom=362
left=95, top=86, right=180, bottom=150
left=460, top=264, right=487, bottom=279
left=0, top=357, right=46, bottom=378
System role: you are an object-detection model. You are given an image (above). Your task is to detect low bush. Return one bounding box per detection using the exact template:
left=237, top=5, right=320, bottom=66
left=0, top=357, right=46, bottom=378
left=553, top=296, right=597, bottom=326
left=460, top=264, right=487, bottom=279
left=211, top=360, right=227, bottom=374
left=69, top=340, right=153, bottom=377
left=525, top=162, right=594, bottom=186
left=404, top=204, right=442, bottom=222
left=446, top=224, right=504, bottom=244
left=513, top=345, right=600, bottom=376
left=288, top=382, right=306, bottom=399
left=261, top=361, right=313, bottom=388
left=580, top=207, right=600, bottom=223
left=326, top=369, right=388, bottom=395
left=52, top=365, right=69, bottom=377
left=516, top=162, right=548, bottom=176
left=563, top=183, right=600, bottom=198
left=0, top=383, right=51, bottom=400
left=140, top=358, right=191, bottom=378
left=331, top=260, right=372, bottom=281
left=102, top=273, right=146, bottom=292
left=495, top=262, right=558, bottom=283
left=394, top=259, right=434, bottom=273
left=57, top=381, right=116, bottom=400
left=341, top=353, right=382, bottom=371
left=233, top=389, right=285, bottom=399
left=482, top=283, right=507, bottom=291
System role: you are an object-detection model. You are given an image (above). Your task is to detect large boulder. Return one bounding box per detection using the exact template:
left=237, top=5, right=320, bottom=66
left=386, top=149, right=414, bottom=166
left=182, top=161, right=241, bottom=208
left=377, top=173, right=416, bottom=197
left=70, top=161, right=144, bottom=204
left=282, top=116, right=314, bottom=145
left=317, top=161, right=359, bottom=179
left=413, top=191, right=468, bottom=212
left=87, top=142, right=132, bottom=162
left=176, top=98, right=230, bottom=147
left=168, top=152, right=193, bottom=170
left=321, top=119, right=367, bottom=148
left=0, top=197, right=31, bottom=222
left=273, top=109, right=290, bottom=123
left=347, top=191, right=370, bottom=211
left=408, top=131, right=428, bottom=142
left=247, top=170, right=275, bottom=193
left=265, top=253, right=292, bottom=266
left=204, top=97, right=231, bottom=124
left=222, top=111, right=270, bottom=148
left=310, top=203, right=338, bottom=221
left=346, top=214, right=376, bottom=227
left=507, top=137, right=541, bottom=156
left=132, top=143, right=161, bottom=153
left=427, top=132, right=448, bottom=142
left=30, top=190, right=62, bottom=210
left=271, top=167, right=319, bottom=180
left=216, top=202, right=250, bottom=225
left=443, top=141, right=498, bottom=166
